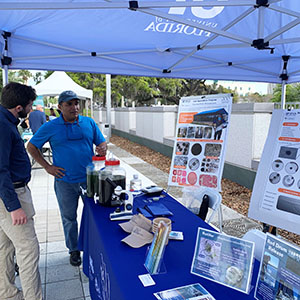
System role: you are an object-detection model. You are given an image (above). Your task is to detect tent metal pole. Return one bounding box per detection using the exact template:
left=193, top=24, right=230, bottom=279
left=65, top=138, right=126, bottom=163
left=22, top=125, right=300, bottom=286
left=85, top=99, right=88, bottom=116
left=281, top=81, right=286, bottom=109
left=258, top=6, right=264, bottom=39
left=0, top=1, right=260, bottom=10
left=2, top=66, right=8, bottom=86
left=167, top=6, right=255, bottom=71
left=91, top=98, right=93, bottom=120
left=265, top=18, right=300, bottom=42
left=106, top=74, right=111, bottom=142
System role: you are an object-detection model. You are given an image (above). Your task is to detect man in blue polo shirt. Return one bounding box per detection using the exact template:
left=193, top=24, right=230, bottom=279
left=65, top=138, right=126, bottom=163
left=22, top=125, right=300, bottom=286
left=27, top=90, right=106, bottom=267
left=0, top=82, right=42, bottom=300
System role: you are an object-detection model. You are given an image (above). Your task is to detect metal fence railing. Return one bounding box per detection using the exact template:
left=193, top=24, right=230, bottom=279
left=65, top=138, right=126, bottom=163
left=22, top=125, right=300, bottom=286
left=274, top=102, right=300, bottom=109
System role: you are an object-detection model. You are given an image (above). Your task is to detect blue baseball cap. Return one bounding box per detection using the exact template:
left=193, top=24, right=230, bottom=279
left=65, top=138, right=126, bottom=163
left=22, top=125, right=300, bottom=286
left=58, top=90, right=79, bottom=103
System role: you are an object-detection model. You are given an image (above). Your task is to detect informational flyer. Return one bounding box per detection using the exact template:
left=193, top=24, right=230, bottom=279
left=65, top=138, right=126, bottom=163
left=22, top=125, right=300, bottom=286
left=248, top=109, right=300, bottom=235
left=255, top=234, right=300, bottom=300
left=191, top=228, right=254, bottom=294
left=154, top=283, right=215, bottom=300
left=168, top=94, right=232, bottom=191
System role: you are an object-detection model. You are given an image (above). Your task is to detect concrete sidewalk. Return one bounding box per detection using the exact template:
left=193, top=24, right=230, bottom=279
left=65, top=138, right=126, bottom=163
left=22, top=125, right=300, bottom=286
left=18, top=142, right=261, bottom=300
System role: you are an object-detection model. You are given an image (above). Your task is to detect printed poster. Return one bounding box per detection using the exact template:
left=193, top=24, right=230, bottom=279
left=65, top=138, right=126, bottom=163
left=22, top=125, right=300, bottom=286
left=255, top=234, right=300, bottom=300
left=168, top=94, right=232, bottom=191
left=191, top=228, right=254, bottom=294
left=248, top=109, right=300, bottom=235
left=154, top=283, right=215, bottom=300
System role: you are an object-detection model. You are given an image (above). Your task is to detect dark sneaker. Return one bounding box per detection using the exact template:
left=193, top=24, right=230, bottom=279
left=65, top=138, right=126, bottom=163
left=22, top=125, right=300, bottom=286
left=70, top=251, right=81, bottom=266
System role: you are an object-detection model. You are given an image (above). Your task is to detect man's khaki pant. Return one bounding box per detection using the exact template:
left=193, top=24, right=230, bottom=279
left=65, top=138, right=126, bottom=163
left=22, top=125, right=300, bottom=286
left=0, top=186, right=42, bottom=300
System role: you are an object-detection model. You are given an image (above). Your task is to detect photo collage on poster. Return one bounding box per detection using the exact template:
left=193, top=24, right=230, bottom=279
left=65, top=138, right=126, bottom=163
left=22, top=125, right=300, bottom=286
left=249, top=110, right=300, bottom=235
left=168, top=95, right=232, bottom=190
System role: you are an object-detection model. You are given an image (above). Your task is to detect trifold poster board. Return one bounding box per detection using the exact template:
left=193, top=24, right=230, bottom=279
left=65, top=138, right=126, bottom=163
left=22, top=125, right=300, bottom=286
left=191, top=228, right=254, bottom=294
left=255, top=234, right=300, bottom=300
left=154, top=283, right=215, bottom=300
left=248, top=109, right=300, bottom=235
left=168, top=94, right=232, bottom=191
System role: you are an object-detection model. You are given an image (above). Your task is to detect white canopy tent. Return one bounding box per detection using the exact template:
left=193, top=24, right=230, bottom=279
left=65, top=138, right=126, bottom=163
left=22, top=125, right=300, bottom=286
left=32, top=71, right=93, bottom=100
left=32, top=71, right=93, bottom=116
left=1, top=0, right=300, bottom=107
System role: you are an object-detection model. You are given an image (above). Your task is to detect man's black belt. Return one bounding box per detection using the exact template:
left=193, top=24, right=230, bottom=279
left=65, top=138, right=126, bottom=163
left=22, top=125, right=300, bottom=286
left=13, top=182, right=26, bottom=189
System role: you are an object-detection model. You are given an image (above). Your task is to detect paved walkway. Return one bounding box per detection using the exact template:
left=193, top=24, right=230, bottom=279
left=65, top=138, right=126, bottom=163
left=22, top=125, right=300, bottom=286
left=17, top=142, right=261, bottom=300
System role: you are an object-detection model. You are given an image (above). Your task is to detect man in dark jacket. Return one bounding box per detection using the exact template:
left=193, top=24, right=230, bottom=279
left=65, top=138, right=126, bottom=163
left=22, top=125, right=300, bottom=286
left=0, top=82, right=42, bottom=300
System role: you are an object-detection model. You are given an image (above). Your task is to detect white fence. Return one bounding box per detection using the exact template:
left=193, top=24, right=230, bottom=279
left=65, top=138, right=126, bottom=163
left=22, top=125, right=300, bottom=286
left=94, top=103, right=274, bottom=171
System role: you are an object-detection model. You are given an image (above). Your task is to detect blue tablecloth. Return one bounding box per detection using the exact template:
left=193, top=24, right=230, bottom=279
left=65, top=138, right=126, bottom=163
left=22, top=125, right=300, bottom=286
left=78, top=192, right=259, bottom=300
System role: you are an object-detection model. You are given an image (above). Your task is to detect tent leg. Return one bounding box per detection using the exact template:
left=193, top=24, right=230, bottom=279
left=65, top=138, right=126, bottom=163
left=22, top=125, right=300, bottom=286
left=2, top=66, right=8, bottom=86
left=281, top=80, right=286, bottom=109
left=106, top=74, right=111, bottom=142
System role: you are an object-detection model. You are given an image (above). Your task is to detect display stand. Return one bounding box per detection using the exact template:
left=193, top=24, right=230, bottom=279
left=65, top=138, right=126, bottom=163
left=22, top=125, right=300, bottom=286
left=166, top=94, right=232, bottom=230
left=144, top=221, right=169, bottom=275
left=191, top=228, right=255, bottom=294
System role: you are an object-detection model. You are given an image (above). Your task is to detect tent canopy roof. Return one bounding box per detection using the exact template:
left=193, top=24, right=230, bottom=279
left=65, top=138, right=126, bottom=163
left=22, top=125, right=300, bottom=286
left=32, top=71, right=93, bottom=100
left=1, top=0, right=300, bottom=84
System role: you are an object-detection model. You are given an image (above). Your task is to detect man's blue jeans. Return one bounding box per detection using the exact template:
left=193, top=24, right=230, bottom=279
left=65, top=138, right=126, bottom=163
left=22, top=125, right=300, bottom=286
left=54, top=180, right=85, bottom=253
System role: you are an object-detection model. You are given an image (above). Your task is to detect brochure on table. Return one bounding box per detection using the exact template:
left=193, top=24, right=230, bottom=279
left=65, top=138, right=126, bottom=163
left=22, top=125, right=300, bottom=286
left=248, top=109, right=300, bottom=235
left=255, top=233, right=300, bottom=300
left=168, top=94, right=232, bottom=191
left=191, top=228, right=254, bottom=294
left=154, top=283, right=215, bottom=300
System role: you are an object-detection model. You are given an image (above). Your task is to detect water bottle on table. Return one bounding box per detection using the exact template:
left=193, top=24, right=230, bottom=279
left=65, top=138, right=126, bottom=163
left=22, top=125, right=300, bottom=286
left=130, top=174, right=142, bottom=191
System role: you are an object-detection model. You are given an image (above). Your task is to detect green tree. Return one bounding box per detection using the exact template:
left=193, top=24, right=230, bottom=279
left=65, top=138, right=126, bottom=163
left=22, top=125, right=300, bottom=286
left=0, top=69, right=26, bottom=92
left=17, top=70, right=32, bottom=84
left=33, top=72, right=44, bottom=84
left=271, top=84, right=300, bottom=103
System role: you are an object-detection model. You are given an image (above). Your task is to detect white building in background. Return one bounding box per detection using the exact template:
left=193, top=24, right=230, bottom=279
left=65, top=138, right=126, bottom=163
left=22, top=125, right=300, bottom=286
left=208, top=80, right=270, bottom=96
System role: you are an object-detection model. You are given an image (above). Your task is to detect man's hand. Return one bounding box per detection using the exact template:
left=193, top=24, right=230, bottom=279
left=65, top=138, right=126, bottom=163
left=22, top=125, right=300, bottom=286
left=11, top=208, right=27, bottom=225
left=96, top=142, right=107, bottom=156
left=45, top=165, right=66, bottom=178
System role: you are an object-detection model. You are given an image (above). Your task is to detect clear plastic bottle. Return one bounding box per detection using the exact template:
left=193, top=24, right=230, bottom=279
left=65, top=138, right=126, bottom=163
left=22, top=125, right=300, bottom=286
left=86, top=163, right=95, bottom=198
left=92, top=155, right=106, bottom=198
left=86, top=156, right=106, bottom=198
left=130, top=174, right=142, bottom=191
left=99, top=158, right=126, bottom=206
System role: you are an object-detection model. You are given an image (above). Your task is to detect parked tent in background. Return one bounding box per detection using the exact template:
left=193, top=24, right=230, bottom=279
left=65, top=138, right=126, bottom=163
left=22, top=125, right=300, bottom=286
left=32, top=71, right=93, bottom=116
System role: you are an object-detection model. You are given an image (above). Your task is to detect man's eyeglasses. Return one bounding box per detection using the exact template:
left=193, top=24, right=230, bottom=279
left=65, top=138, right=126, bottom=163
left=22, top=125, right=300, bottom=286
left=65, top=121, right=83, bottom=140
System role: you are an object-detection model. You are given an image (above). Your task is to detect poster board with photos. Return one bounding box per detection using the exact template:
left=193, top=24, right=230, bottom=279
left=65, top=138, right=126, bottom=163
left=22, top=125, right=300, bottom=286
left=255, top=233, right=300, bottom=300
left=168, top=94, right=232, bottom=191
left=191, top=228, right=254, bottom=294
left=248, top=109, right=300, bottom=235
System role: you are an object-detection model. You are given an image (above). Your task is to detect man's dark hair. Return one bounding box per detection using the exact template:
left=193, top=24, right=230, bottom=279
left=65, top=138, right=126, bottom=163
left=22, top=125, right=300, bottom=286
left=0, top=82, right=36, bottom=109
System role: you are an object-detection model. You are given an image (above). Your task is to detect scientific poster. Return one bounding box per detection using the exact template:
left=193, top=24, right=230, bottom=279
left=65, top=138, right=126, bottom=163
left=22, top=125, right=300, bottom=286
left=191, top=228, right=254, bottom=294
left=168, top=94, right=232, bottom=191
left=255, top=234, right=300, bottom=300
left=248, top=109, right=300, bottom=235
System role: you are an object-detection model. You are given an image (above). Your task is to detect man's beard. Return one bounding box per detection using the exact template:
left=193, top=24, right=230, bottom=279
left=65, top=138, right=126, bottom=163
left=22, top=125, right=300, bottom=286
left=18, top=107, right=27, bottom=118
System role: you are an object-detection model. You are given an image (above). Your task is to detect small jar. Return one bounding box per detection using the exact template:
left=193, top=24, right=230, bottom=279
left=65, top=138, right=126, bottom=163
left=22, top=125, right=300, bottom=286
left=99, top=158, right=126, bottom=206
